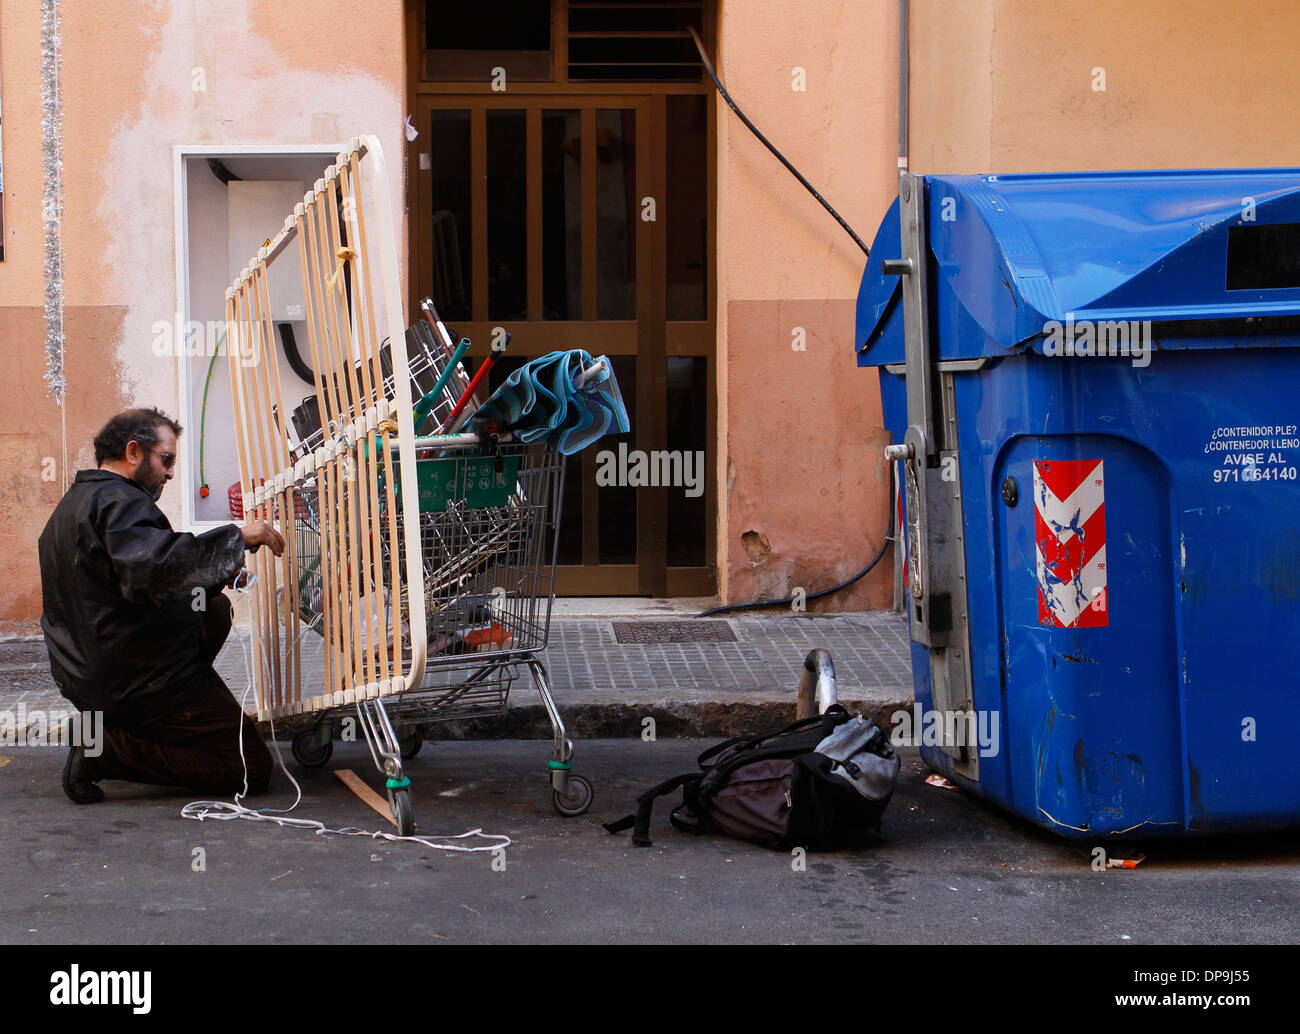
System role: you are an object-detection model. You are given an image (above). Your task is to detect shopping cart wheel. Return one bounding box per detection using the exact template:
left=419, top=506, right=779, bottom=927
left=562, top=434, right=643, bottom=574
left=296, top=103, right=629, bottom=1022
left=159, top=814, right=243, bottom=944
left=390, top=787, right=415, bottom=836
left=291, top=728, right=333, bottom=768
left=398, top=727, right=423, bottom=760
left=551, top=774, right=593, bottom=817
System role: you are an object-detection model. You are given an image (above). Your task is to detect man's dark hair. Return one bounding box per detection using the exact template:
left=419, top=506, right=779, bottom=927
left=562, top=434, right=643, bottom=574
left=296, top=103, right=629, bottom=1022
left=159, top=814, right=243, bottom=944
left=93, top=408, right=184, bottom=466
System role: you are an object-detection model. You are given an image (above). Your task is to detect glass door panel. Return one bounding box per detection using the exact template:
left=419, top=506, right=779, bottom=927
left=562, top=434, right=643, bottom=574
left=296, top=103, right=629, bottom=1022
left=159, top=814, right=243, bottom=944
left=414, top=93, right=712, bottom=595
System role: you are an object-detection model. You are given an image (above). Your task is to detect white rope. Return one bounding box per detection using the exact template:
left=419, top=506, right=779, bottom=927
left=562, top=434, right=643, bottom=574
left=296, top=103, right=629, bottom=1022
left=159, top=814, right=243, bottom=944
left=180, top=577, right=512, bottom=854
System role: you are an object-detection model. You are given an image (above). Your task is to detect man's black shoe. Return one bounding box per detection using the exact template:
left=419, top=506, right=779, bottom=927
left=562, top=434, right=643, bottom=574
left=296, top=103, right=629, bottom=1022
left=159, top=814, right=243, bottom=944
left=62, top=745, right=104, bottom=804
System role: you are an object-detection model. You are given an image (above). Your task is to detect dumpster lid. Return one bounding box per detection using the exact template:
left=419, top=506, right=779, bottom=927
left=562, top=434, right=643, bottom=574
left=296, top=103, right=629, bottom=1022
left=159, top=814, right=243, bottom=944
left=858, top=168, right=1300, bottom=362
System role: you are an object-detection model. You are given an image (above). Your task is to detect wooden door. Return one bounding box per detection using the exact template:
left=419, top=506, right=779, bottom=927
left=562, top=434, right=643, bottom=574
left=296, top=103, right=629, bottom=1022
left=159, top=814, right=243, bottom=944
left=410, top=92, right=715, bottom=595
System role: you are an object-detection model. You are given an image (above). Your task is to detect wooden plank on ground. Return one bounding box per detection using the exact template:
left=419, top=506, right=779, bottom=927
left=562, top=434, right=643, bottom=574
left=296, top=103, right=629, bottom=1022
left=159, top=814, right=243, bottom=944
left=333, top=768, right=396, bottom=828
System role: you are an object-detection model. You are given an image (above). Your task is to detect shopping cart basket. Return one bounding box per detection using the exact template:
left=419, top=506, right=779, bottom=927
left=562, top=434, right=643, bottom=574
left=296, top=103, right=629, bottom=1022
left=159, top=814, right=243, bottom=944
left=224, top=135, right=593, bottom=835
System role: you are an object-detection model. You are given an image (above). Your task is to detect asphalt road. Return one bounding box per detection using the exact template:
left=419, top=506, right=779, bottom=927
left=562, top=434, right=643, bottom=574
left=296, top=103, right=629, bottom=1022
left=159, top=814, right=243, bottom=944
left=0, top=739, right=1296, bottom=945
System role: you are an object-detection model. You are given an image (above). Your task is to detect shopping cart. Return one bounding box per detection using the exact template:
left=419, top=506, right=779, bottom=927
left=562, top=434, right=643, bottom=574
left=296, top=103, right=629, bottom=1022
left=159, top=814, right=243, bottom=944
left=285, top=324, right=590, bottom=832
left=224, top=136, right=594, bottom=836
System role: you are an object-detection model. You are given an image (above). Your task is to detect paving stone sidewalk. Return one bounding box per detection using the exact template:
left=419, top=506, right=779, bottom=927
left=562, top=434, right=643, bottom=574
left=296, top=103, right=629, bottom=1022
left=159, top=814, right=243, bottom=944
left=0, top=612, right=914, bottom=738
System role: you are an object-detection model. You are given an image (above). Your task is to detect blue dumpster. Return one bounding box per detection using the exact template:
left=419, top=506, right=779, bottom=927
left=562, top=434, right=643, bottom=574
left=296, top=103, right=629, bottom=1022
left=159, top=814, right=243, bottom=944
left=857, top=170, right=1300, bottom=837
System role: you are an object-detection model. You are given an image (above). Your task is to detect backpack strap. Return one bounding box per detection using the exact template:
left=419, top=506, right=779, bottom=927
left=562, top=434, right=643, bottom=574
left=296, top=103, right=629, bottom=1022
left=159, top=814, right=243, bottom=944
left=696, top=706, right=849, bottom=768
left=669, top=777, right=709, bottom=835
left=603, top=772, right=702, bottom=847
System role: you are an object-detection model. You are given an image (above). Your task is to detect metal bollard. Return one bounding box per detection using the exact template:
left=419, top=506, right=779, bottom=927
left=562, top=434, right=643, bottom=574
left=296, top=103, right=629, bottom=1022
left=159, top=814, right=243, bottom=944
left=795, top=649, right=838, bottom=719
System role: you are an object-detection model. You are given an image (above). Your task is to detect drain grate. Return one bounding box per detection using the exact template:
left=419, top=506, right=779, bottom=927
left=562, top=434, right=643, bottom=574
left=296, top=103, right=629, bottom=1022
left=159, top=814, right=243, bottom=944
left=611, top=620, right=737, bottom=644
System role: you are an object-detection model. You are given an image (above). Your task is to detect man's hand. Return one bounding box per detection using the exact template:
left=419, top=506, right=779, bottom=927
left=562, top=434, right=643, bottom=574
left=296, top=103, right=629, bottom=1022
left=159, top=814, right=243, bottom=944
left=240, top=521, right=285, bottom=557
left=227, top=569, right=258, bottom=591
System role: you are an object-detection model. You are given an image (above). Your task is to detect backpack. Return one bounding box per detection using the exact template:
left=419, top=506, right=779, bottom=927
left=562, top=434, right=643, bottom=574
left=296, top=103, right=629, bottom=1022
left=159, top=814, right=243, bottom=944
left=604, top=705, right=900, bottom=850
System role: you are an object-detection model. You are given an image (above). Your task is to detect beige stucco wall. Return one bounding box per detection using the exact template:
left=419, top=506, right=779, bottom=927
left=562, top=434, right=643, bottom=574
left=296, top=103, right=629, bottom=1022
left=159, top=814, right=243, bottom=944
left=715, top=0, right=898, bottom=610
left=714, top=0, right=1300, bottom=610
left=0, top=0, right=405, bottom=633
left=912, top=0, right=1300, bottom=175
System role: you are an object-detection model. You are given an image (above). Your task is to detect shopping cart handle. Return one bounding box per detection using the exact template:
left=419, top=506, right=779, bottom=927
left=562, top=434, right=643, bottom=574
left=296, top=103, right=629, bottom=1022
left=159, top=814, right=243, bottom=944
left=412, top=430, right=482, bottom=451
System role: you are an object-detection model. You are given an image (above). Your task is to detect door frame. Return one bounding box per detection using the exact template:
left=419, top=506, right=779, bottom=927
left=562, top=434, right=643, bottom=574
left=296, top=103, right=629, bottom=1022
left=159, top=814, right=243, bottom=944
left=171, top=143, right=342, bottom=534
left=404, top=8, right=717, bottom=596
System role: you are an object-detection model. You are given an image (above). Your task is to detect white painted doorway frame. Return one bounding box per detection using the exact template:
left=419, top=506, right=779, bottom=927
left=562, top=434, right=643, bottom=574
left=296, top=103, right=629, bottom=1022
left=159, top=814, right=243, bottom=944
left=171, top=143, right=341, bottom=532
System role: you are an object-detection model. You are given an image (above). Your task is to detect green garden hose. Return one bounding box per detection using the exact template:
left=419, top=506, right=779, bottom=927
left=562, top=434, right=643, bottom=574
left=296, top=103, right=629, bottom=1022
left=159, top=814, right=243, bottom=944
left=198, top=332, right=226, bottom=498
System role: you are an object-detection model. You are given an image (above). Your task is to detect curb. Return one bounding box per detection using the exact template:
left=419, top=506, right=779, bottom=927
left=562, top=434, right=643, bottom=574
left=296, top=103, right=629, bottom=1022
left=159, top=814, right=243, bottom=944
left=424, top=695, right=912, bottom=741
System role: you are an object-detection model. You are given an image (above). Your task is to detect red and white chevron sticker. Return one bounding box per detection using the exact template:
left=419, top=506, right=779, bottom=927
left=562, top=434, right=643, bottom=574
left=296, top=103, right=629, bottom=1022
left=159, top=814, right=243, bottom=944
left=1034, top=458, right=1107, bottom=628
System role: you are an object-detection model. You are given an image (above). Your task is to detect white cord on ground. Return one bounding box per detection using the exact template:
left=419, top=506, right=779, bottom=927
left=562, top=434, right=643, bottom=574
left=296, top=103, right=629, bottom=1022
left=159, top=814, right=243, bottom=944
left=180, top=577, right=512, bottom=854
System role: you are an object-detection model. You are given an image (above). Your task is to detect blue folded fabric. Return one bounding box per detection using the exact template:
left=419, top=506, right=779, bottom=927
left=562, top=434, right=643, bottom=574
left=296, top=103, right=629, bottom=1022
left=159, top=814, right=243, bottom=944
left=471, top=350, right=630, bottom=455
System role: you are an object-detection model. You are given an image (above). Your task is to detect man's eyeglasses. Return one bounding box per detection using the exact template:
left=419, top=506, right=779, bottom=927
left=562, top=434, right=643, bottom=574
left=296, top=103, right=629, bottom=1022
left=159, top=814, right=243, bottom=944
left=153, top=449, right=176, bottom=469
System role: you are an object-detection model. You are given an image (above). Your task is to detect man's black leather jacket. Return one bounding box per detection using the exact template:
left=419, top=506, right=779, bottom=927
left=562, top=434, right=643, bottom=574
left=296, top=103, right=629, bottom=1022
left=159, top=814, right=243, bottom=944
left=39, top=469, right=245, bottom=728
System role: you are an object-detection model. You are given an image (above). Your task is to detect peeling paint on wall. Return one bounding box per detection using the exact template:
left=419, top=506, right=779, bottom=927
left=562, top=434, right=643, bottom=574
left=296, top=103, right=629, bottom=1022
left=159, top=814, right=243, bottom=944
left=740, top=529, right=771, bottom=565
left=86, top=1, right=404, bottom=526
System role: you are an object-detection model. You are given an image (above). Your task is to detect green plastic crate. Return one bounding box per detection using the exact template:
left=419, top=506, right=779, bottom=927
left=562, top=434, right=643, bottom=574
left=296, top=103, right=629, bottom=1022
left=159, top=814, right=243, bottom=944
left=412, top=453, right=520, bottom=512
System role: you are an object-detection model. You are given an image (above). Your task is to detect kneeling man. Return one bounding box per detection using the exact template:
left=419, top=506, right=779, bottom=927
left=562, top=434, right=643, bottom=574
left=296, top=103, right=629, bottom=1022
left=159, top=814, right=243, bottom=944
left=39, top=407, right=283, bottom=803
